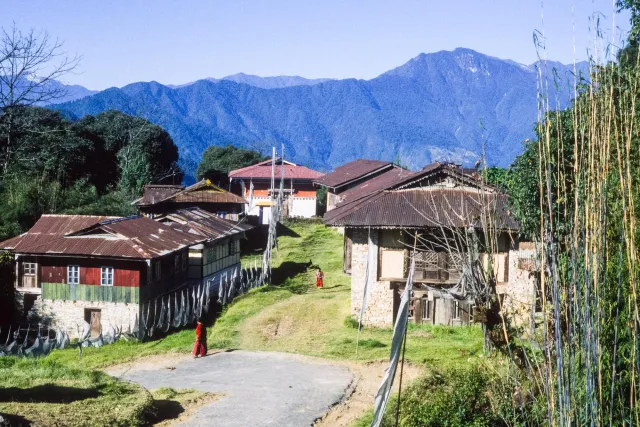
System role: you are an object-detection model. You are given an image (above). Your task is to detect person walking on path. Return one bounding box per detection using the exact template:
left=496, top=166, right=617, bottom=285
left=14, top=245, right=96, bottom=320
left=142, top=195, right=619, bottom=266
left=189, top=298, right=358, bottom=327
left=315, top=268, right=324, bottom=289
left=193, top=319, right=207, bottom=358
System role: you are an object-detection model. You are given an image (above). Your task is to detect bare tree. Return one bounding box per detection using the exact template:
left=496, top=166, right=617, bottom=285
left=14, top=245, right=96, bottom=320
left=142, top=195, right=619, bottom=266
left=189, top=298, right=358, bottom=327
left=0, top=24, right=80, bottom=174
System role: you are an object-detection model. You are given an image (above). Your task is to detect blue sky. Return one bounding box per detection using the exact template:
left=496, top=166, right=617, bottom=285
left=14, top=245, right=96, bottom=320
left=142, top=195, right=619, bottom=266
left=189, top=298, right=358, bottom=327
left=3, top=0, right=630, bottom=90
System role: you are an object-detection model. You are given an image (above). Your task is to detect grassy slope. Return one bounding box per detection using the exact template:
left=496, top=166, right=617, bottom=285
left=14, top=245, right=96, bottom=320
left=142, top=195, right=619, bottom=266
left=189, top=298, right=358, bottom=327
left=0, top=357, right=152, bottom=427
left=210, top=221, right=484, bottom=367
left=1, top=221, right=484, bottom=426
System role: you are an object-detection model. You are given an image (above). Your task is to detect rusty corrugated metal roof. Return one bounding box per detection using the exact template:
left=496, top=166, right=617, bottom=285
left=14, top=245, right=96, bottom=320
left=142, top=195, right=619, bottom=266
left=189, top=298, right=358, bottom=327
left=313, top=159, right=393, bottom=189
left=324, top=188, right=518, bottom=230
left=155, top=207, right=253, bottom=241
left=5, top=216, right=206, bottom=259
left=135, top=180, right=246, bottom=206
left=229, top=157, right=324, bottom=180
left=135, top=185, right=184, bottom=206
left=336, top=166, right=414, bottom=204
left=0, top=215, right=116, bottom=251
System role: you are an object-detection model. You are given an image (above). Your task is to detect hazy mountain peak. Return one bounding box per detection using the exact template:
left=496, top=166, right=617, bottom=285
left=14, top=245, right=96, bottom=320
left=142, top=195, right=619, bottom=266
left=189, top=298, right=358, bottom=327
left=56, top=48, right=584, bottom=181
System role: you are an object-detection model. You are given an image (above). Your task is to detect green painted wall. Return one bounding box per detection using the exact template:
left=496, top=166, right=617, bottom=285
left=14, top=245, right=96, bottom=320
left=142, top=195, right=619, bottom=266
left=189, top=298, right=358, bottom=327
left=42, top=282, right=140, bottom=304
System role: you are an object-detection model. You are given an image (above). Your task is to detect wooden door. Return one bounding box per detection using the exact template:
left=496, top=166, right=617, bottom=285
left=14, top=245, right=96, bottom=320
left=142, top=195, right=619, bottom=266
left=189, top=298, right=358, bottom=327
left=85, top=309, right=101, bottom=337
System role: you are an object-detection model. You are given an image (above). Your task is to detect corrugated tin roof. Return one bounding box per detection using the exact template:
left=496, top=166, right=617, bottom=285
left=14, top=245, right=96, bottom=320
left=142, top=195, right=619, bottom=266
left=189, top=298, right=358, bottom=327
left=229, top=157, right=324, bottom=180
left=0, top=215, right=116, bottom=251
left=313, top=159, right=393, bottom=189
left=155, top=207, right=253, bottom=241
left=4, top=216, right=206, bottom=259
left=135, top=180, right=246, bottom=206
left=337, top=166, right=414, bottom=204
left=324, top=188, right=518, bottom=230
left=136, top=185, right=184, bottom=206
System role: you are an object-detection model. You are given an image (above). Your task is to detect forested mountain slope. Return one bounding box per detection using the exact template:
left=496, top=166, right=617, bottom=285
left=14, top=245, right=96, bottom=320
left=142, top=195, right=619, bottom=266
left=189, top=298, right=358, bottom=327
left=56, top=48, right=587, bottom=179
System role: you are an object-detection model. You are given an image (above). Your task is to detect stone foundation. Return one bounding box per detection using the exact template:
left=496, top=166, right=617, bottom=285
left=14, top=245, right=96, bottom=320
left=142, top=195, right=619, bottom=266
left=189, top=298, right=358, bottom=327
left=32, top=297, right=141, bottom=339
left=350, top=229, right=395, bottom=327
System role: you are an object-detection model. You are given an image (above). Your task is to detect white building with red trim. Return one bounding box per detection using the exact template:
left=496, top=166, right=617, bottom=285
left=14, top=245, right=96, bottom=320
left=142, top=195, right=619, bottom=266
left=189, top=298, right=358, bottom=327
left=229, top=158, right=324, bottom=223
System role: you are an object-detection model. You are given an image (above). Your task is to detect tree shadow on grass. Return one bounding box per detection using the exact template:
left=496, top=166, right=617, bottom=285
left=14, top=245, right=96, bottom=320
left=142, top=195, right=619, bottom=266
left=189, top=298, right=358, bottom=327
left=145, top=399, right=185, bottom=425
left=0, top=385, right=99, bottom=403
left=0, top=412, right=31, bottom=426
left=276, top=223, right=301, bottom=238
left=270, top=260, right=312, bottom=291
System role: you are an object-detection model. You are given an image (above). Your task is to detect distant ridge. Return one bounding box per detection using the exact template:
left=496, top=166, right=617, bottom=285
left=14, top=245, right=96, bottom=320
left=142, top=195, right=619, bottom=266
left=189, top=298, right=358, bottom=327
left=168, top=73, right=333, bottom=89
left=55, top=48, right=588, bottom=181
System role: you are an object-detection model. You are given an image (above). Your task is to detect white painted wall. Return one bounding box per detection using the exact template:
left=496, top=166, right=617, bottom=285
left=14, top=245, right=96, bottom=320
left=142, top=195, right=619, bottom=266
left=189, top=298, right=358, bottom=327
left=291, top=197, right=317, bottom=218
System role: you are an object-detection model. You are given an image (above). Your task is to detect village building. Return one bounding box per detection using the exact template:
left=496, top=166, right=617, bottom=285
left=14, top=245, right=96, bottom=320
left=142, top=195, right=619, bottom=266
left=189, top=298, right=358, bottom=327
left=323, top=162, right=537, bottom=328
left=134, top=179, right=247, bottom=221
left=229, top=158, right=324, bottom=224
left=314, top=159, right=411, bottom=211
left=0, top=215, right=206, bottom=338
left=152, top=207, right=253, bottom=288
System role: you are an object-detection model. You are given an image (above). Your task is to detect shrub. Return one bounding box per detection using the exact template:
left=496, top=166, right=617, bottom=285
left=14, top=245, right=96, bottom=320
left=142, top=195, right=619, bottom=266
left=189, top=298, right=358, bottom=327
left=344, top=315, right=359, bottom=329
left=397, top=366, right=499, bottom=427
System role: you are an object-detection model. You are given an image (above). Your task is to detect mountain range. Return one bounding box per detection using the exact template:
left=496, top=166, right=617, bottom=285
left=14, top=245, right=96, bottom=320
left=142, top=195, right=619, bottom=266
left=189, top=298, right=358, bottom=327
left=52, top=48, right=589, bottom=181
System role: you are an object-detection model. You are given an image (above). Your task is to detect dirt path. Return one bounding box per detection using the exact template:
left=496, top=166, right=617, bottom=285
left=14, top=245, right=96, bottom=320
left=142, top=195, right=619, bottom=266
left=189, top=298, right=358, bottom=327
left=108, top=350, right=353, bottom=427
left=314, top=361, right=423, bottom=427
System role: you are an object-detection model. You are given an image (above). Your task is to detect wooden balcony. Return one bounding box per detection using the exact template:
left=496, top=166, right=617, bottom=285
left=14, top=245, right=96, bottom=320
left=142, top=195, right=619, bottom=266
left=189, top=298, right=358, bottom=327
left=379, top=249, right=463, bottom=284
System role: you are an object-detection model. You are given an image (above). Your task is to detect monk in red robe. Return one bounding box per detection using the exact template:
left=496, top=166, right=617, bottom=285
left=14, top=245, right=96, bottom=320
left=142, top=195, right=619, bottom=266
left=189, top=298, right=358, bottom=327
left=193, top=320, right=207, bottom=358
left=315, top=268, right=324, bottom=289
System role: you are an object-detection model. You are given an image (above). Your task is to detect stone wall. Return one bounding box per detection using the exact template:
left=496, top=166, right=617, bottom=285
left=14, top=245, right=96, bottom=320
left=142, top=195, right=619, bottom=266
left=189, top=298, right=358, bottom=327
left=349, top=227, right=539, bottom=328
left=497, top=242, right=538, bottom=324
left=350, top=229, right=395, bottom=327
left=32, top=297, right=141, bottom=339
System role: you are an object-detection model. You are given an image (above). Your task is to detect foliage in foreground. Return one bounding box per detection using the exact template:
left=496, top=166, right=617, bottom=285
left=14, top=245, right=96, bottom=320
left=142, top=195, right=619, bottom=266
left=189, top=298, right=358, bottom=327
left=0, top=356, right=153, bottom=426
left=355, top=365, right=546, bottom=427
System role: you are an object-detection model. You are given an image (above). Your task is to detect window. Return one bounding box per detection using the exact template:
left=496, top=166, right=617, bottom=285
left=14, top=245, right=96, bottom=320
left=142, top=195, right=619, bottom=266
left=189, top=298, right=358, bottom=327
left=67, top=265, right=80, bottom=284
left=453, top=301, right=461, bottom=320
left=229, top=240, right=236, bottom=256
left=470, top=305, right=476, bottom=323
left=155, top=261, right=162, bottom=281
left=206, top=247, right=215, bottom=263
left=101, top=267, right=114, bottom=286
left=422, top=298, right=431, bottom=320
left=174, top=254, right=181, bottom=272
left=217, top=211, right=228, bottom=218
left=23, top=263, right=36, bottom=276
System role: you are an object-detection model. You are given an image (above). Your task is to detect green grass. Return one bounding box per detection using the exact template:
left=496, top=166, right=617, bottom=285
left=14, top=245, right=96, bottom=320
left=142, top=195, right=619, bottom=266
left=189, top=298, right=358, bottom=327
left=0, top=356, right=152, bottom=426
left=210, top=221, right=484, bottom=367
left=2, top=221, right=485, bottom=426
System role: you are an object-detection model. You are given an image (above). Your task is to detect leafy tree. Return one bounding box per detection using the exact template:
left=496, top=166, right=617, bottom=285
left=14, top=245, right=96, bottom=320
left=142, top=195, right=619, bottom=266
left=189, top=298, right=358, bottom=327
left=482, top=166, right=510, bottom=192
left=196, top=145, right=268, bottom=180
left=76, top=110, right=182, bottom=193
left=0, top=106, right=182, bottom=240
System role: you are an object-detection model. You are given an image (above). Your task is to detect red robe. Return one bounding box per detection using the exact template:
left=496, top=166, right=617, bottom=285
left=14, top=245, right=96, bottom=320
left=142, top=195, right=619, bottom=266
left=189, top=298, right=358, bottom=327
left=315, top=271, right=324, bottom=288
left=193, top=322, right=207, bottom=357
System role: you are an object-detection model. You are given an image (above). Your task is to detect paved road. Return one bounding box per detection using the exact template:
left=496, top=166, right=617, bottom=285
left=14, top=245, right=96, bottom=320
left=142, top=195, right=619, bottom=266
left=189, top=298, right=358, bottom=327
left=115, top=350, right=353, bottom=427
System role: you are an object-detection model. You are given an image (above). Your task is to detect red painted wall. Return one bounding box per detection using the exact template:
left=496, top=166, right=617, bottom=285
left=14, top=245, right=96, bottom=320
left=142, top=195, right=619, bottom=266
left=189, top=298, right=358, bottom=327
left=37, top=257, right=143, bottom=287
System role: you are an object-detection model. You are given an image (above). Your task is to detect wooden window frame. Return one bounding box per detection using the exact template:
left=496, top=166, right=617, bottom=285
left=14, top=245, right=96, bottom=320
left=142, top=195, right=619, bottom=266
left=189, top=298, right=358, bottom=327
left=67, top=265, right=80, bottom=285
left=453, top=301, right=461, bottom=320
left=101, top=266, right=114, bottom=286
left=23, top=262, right=36, bottom=276
left=422, top=297, right=431, bottom=320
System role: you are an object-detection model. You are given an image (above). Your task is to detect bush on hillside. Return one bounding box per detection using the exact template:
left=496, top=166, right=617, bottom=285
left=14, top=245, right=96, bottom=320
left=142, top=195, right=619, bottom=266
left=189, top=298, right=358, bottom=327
left=356, top=365, right=545, bottom=427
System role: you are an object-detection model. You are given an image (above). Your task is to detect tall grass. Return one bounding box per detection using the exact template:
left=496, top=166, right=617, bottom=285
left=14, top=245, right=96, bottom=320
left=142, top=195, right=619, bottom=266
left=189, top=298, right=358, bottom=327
left=511, top=5, right=640, bottom=424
